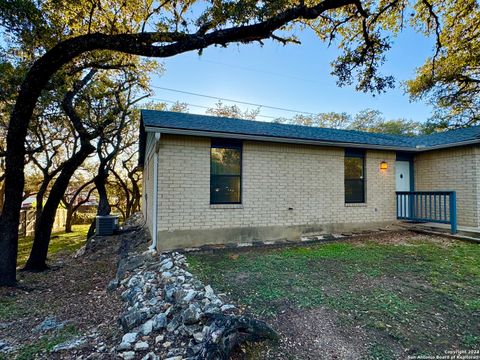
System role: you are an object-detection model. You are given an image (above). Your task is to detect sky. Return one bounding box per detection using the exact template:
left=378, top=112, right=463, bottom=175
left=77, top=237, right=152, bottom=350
left=150, top=26, right=435, bottom=123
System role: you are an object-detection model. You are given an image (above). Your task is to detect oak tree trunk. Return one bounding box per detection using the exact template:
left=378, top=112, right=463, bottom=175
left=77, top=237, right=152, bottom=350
left=23, top=143, right=94, bottom=271
left=34, top=179, right=51, bottom=235
left=0, top=180, right=5, bottom=216
left=65, top=206, right=73, bottom=233
left=87, top=169, right=110, bottom=239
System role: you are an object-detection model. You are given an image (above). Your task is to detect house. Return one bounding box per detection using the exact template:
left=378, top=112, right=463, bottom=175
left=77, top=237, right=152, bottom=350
left=139, top=110, right=480, bottom=251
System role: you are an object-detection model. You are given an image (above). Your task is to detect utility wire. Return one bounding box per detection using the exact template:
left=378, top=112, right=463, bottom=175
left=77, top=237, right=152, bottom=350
left=150, top=85, right=317, bottom=116
left=149, top=97, right=279, bottom=120
left=198, top=59, right=321, bottom=84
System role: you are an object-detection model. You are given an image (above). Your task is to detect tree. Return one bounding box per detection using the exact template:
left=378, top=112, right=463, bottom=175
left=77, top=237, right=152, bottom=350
left=0, top=0, right=468, bottom=284
left=109, top=116, right=143, bottom=220
left=86, top=71, right=149, bottom=239
left=406, top=0, right=480, bottom=130
left=0, top=60, right=25, bottom=214
left=24, top=66, right=149, bottom=270
left=61, top=174, right=95, bottom=233
left=363, top=118, right=422, bottom=136
left=349, top=109, right=421, bottom=135
left=276, top=112, right=351, bottom=128
left=29, top=114, right=73, bottom=234
left=281, top=108, right=421, bottom=136
left=206, top=101, right=259, bottom=120
left=23, top=70, right=98, bottom=270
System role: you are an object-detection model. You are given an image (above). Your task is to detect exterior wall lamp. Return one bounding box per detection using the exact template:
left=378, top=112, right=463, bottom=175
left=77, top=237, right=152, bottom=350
left=380, top=161, right=388, bottom=170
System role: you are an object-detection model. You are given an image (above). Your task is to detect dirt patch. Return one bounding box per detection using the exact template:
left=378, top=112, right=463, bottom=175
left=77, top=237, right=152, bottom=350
left=348, top=230, right=455, bottom=247
left=0, top=234, right=125, bottom=359
left=266, top=307, right=370, bottom=359
left=235, top=306, right=402, bottom=360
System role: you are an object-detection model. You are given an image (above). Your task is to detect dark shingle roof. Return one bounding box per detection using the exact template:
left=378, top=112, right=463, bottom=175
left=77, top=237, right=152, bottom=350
left=415, top=126, right=480, bottom=147
left=140, top=109, right=480, bottom=151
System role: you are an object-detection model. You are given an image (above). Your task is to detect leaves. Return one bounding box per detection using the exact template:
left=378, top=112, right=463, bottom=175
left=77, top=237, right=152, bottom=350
left=406, top=0, right=480, bottom=129
left=278, top=108, right=422, bottom=136
left=206, top=100, right=260, bottom=120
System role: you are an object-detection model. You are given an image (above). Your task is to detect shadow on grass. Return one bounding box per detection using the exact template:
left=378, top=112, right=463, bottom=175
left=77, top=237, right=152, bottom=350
left=17, top=225, right=89, bottom=268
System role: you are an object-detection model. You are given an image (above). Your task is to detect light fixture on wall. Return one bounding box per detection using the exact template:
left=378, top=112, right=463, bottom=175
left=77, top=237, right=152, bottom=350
left=380, top=161, right=388, bottom=170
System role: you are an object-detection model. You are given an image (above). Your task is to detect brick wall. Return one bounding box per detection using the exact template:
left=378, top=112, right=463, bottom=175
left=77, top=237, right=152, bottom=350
left=414, top=145, right=480, bottom=227
left=154, top=135, right=396, bottom=236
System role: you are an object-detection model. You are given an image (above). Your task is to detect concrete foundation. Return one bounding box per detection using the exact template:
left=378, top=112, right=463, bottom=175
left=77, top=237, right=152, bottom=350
left=157, top=221, right=396, bottom=251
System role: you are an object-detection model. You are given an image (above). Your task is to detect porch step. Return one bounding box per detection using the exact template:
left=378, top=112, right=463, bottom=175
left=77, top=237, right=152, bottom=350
left=408, top=223, right=480, bottom=243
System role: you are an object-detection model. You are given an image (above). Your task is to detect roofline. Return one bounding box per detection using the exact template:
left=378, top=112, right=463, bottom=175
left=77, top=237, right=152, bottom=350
left=144, top=125, right=414, bottom=151
left=415, top=138, right=480, bottom=151
left=144, top=125, right=480, bottom=152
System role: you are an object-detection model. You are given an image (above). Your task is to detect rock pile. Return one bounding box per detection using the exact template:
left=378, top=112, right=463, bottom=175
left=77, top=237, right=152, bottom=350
left=115, top=250, right=277, bottom=360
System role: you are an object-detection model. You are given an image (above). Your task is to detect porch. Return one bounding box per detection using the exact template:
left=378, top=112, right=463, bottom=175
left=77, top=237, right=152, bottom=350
left=396, top=191, right=458, bottom=234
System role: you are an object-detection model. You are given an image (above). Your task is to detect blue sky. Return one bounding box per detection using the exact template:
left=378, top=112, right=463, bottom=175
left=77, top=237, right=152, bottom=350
left=151, top=26, right=435, bottom=123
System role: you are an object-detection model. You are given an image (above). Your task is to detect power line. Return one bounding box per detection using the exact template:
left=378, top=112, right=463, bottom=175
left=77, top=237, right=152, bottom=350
left=150, top=85, right=317, bottom=116
left=148, top=97, right=279, bottom=120
left=198, top=59, right=321, bottom=84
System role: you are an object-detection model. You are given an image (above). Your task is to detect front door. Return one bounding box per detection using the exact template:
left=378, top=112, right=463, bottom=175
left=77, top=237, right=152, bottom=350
left=396, top=161, right=411, bottom=217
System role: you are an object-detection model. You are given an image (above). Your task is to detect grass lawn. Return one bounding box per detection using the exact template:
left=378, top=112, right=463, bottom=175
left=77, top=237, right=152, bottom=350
left=16, top=224, right=89, bottom=267
left=188, top=232, right=480, bottom=359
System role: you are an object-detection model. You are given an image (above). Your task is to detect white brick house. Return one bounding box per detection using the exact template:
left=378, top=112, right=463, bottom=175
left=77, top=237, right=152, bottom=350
left=139, top=110, right=480, bottom=251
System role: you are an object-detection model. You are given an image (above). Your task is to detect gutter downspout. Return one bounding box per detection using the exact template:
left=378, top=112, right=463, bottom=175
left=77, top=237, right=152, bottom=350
left=150, top=132, right=161, bottom=250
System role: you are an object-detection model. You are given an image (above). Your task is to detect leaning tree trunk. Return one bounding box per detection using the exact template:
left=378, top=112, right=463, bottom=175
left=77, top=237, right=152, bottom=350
left=34, top=179, right=51, bottom=234
left=23, top=143, right=94, bottom=271
left=87, top=169, right=110, bottom=239
left=130, top=179, right=141, bottom=214
left=65, top=206, right=74, bottom=233
left=0, top=180, right=5, bottom=216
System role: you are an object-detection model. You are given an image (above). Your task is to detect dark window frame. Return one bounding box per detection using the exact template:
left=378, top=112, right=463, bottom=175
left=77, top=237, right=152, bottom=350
left=344, top=149, right=366, bottom=204
left=210, top=139, right=243, bottom=205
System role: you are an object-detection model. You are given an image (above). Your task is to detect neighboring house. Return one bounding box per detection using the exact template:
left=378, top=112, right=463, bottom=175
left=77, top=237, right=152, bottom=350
left=139, top=110, right=480, bottom=251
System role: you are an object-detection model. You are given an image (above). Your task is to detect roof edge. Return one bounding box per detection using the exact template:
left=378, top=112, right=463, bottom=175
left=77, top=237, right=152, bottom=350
left=143, top=126, right=416, bottom=152
left=144, top=125, right=480, bottom=152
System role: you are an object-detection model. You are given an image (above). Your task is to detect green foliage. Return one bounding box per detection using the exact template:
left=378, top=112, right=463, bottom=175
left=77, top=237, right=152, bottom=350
left=278, top=108, right=422, bottom=135
left=350, top=109, right=421, bottom=136
left=276, top=112, right=351, bottom=129
left=0, top=0, right=478, bottom=145
left=406, top=0, right=480, bottom=129
left=2, top=0, right=474, bottom=100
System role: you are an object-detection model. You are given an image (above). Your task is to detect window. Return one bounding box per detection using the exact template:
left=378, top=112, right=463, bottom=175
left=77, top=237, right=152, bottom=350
left=210, top=139, right=242, bottom=204
left=345, top=149, right=365, bottom=203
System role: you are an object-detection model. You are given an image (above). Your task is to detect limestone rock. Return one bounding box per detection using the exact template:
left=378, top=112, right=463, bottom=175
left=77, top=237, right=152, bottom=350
left=134, top=341, right=149, bottom=351
left=152, top=313, right=167, bottom=330
left=182, top=303, right=202, bottom=325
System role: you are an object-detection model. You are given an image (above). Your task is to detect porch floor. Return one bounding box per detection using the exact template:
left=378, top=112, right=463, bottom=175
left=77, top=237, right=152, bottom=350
left=401, top=221, right=480, bottom=242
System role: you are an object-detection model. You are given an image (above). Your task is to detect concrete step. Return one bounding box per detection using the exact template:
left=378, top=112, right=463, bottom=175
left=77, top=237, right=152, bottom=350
left=408, top=223, right=480, bottom=243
